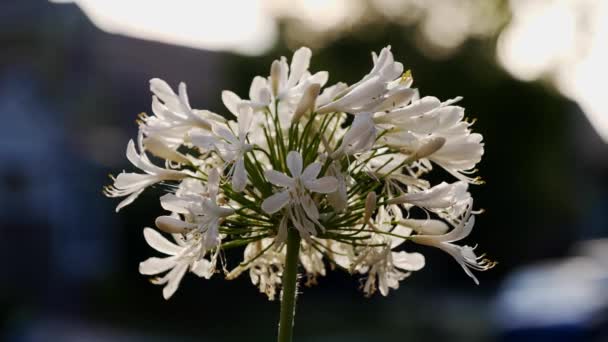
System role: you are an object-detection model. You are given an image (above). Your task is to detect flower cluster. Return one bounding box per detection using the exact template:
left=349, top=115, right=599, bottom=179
left=105, top=46, right=494, bottom=300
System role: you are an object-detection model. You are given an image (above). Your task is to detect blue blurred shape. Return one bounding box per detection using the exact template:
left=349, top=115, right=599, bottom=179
left=494, top=239, right=608, bottom=341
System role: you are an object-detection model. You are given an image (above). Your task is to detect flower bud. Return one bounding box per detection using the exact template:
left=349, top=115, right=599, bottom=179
left=399, top=219, right=449, bottom=235
left=270, top=60, right=281, bottom=97
left=292, top=83, right=321, bottom=123
left=363, top=192, right=377, bottom=223
left=155, top=215, right=194, bottom=234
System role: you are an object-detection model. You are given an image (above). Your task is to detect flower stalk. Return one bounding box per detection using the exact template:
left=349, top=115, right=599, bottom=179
left=277, top=227, right=301, bottom=342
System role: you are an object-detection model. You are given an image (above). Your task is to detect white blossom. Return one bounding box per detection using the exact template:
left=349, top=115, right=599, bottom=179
left=107, top=45, right=491, bottom=301
left=317, top=46, right=404, bottom=114
left=157, top=169, right=234, bottom=251
left=140, top=79, right=224, bottom=147
left=410, top=202, right=495, bottom=284
left=355, top=207, right=425, bottom=296
left=378, top=97, right=484, bottom=183
left=139, top=227, right=215, bottom=299
left=191, top=106, right=254, bottom=192
left=104, top=133, right=188, bottom=212
left=262, top=151, right=338, bottom=239
left=227, top=238, right=285, bottom=300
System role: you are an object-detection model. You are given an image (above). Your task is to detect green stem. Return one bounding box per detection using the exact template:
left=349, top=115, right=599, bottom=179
left=277, top=228, right=301, bottom=342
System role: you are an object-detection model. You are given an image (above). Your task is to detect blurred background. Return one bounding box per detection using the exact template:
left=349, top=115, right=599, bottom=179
left=1, top=0, right=607, bottom=341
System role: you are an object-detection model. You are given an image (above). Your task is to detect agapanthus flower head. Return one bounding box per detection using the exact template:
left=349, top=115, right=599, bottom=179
left=106, top=46, right=493, bottom=300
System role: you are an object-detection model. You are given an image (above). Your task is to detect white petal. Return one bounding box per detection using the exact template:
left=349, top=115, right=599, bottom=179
left=207, top=168, right=220, bottom=200
left=113, top=173, right=156, bottom=190
left=139, top=256, right=177, bottom=275
left=190, top=132, right=220, bottom=150
left=191, top=259, right=214, bottom=279
left=305, top=176, right=338, bottom=194
left=232, top=158, right=247, bottom=192
left=275, top=216, right=289, bottom=245
left=301, top=162, right=321, bottom=181
left=237, top=106, right=253, bottom=140
left=125, top=139, right=149, bottom=172
left=177, top=83, right=192, bottom=112
left=115, top=188, right=144, bottom=212
left=212, top=124, right=238, bottom=145
left=371, top=87, right=416, bottom=112
left=392, top=251, right=425, bottom=271
left=159, top=194, right=190, bottom=214
left=286, top=151, right=303, bottom=177
left=163, top=262, right=188, bottom=299
left=155, top=216, right=192, bottom=234
left=264, top=170, right=294, bottom=187
left=333, top=113, right=376, bottom=156
left=202, top=221, right=221, bottom=250
left=378, top=274, right=390, bottom=297
left=143, top=136, right=189, bottom=164
left=288, top=47, right=312, bottom=88
left=384, top=96, right=441, bottom=122
left=262, top=191, right=290, bottom=214
left=300, top=194, right=319, bottom=221
left=143, top=227, right=182, bottom=255
left=249, top=76, right=268, bottom=103
left=149, top=78, right=177, bottom=105
left=308, top=71, right=329, bottom=87
left=442, top=214, right=475, bottom=243
left=222, top=90, right=241, bottom=117
left=257, top=87, right=272, bottom=106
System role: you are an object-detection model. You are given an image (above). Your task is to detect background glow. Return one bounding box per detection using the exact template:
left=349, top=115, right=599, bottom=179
left=53, top=0, right=607, bottom=142
left=498, top=0, right=608, bottom=142
left=51, top=0, right=277, bottom=55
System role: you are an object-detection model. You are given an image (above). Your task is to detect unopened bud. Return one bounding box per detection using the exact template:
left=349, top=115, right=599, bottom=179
left=155, top=216, right=194, bottom=234
left=363, top=192, right=377, bottom=223
left=292, top=83, right=321, bottom=123
left=144, top=137, right=190, bottom=164
left=270, top=60, right=281, bottom=97
left=399, top=219, right=449, bottom=235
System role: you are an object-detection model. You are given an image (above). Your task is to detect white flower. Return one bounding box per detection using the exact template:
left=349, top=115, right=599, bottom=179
left=139, top=227, right=215, bottom=299
left=104, top=134, right=188, bottom=212
left=218, top=86, right=269, bottom=148
left=355, top=207, right=425, bottom=296
left=140, top=79, right=224, bottom=147
left=317, top=46, right=404, bottom=114
left=222, top=77, right=272, bottom=113
left=378, top=98, right=484, bottom=183
left=107, top=45, right=491, bottom=302
left=410, top=202, right=494, bottom=284
left=269, top=47, right=328, bottom=125
left=315, top=82, right=348, bottom=108
left=270, top=47, right=328, bottom=101
left=362, top=248, right=425, bottom=296
left=157, top=169, right=234, bottom=251
left=332, top=113, right=376, bottom=157
left=191, top=106, right=254, bottom=192
left=227, top=238, right=285, bottom=300
left=262, top=151, right=338, bottom=238
left=142, top=135, right=190, bottom=165
left=299, top=239, right=326, bottom=285
left=389, top=181, right=471, bottom=221
left=326, top=161, right=349, bottom=211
